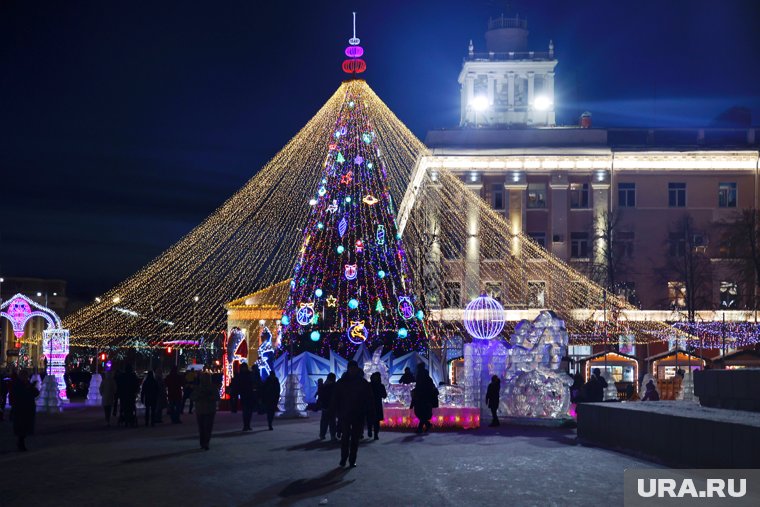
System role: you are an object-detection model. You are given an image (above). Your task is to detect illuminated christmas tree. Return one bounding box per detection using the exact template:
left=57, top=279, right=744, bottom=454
left=280, top=16, right=424, bottom=356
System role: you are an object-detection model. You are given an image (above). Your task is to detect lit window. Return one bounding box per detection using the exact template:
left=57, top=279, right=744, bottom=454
left=668, top=182, right=686, bottom=207
left=718, top=182, right=737, bottom=208
left=527, top=281, right=546, bottom=308
left=570, top=183, right=590, bottom=209
left=527, top=232, right=546, bottom=248
left=667, top=281, right=686, bottom=309
left=527, top=183, right=547, bottom=209
left=720, top=281, right=738, bottom=309
left=570, top=232, right=589, bottom=258
left=443, top=282, right=461, bottom=308
left=491, top=184, right=505, bottom=210
left=618, top=183, right=635, bottom=208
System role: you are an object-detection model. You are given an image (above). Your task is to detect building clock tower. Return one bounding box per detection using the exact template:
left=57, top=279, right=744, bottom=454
left=459, top=14, right=557, bottom=127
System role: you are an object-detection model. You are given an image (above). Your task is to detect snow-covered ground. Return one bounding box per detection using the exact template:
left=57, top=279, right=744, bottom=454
left=0, top=405, right=661, bottom=506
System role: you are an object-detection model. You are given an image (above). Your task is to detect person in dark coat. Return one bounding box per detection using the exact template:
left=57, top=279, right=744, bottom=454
left=332, top=361, right=373, bottom=467
left=410, top=366, right=437, bottom=434
left=228, top=372, right=239, bottom=414
left=190, top=373, right=220, bottom=450
left=118, top=365, right=140, bottom=426
left=140, top=371, right=159, bottom=427
left=398, top=367, right=415, bottom=385
left=367, top=372, right=387, bottom=440
left=12, top=371, right=39, bottom=451
left=641, top=380, right=660, bottom=401
left=485, top=375, right=501, bottom=427
left=262, top=372, right=280, bottom=430
left=584, top=368, right=608, bottom=403
left=236, top=364, right=255, bottom=431
left=570, top=372, right=584, bottom=403
left=318, top=373, right=337, bottom=441
left=164, top=366, right=184, bottom=424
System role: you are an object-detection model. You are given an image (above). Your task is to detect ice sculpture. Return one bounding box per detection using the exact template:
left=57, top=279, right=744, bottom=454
left=86, top=373, right=103, bottom=406
left=278, top=373, right=308, bottom=418
left=676, top=370, right=697, bottom=401
left=501, top=311, right=572, bottom=418
left=36, top=375, right=63, bottom=413
left=361, top=346, right=390, bottom=390
left=602, top=370, right=619, bottom=401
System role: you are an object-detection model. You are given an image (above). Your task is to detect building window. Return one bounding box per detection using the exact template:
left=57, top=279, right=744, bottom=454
left=616, top=231, right=635, bottom=258
left=570, top=183, right=590, bottom=209
left=616, top=282, right=636, bottom=304
left=485, top=282, right=503, bottom=302
left=492, top=183, right=505, bottom=210
left=443, top=282, right=461, bottom=308
left=618, top=182, right=636, bottom=208
left=718, top=182, right=737, bottom=208
left=720, top=281, right=738, bottom=309
left=668, top=233, right=686, bottom=257
left=527, top=281, right=546, bottom=308
left=668, top=182, right=686, bottom=207
left=570, top=232, right=589, bottom=259
left=527, top=183, right=547, bottom=209
left=667, top=281, right=686, bottom=309
left=527, top=232, right=546, bottom=248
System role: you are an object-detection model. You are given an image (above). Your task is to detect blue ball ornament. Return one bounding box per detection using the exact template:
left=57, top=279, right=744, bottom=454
left=310, top=331, right=321, bottom=342
left=337, top=245, right=345, bottom=254
left=377, top=270, right=386, bottom=279
left=348, top=298, right=359, bottom=309
left=281, top=315, right=290, bottom=326
left=398, top=327, right=408, bottom=338
left=415, top=310, right=424, bottom=320
left=315, top=289, right=323, bottom=298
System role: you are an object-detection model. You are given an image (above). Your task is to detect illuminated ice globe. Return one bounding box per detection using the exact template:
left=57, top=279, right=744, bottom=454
left=463, top=294, right=505, bottom=340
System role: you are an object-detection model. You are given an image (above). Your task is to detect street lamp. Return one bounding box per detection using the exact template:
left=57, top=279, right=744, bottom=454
left=472, top=95, right=489, bottom=127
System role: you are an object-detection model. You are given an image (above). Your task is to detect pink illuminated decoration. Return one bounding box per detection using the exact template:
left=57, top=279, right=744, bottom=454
left=0, top=293, right=62, bottom=339
left=43, top=329, right=70, bottom=401
left=342, top=12, right=366, bottom=75
left=380, top=406, right=480, bottom=430
left=345, top=46, right=364, bottom=58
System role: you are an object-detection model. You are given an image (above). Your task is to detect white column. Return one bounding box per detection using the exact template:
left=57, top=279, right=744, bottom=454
left=487, top=74, right=495, bottom=105
left=507, top=72, right=515, bottom=110
left=545, top=71, right=555, bottom=105
left=527, top=71, right=535, bottom=109
left=465, top=75, right=475, bottom=124
left=464, top=178, right=483, bottom=302
left=591, top=171, right=611, bottom=270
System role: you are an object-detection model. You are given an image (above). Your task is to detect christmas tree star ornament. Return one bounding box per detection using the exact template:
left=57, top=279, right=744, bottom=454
left=326, top=296, right=338, bottom=307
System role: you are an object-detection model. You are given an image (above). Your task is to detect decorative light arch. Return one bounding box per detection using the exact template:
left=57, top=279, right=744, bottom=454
left=0, top=293, right=61, bottom=338
left=1, top=293, right=69, bottom=400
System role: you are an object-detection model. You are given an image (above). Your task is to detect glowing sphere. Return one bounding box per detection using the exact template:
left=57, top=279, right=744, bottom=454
left=345, top=196, right=352, bottom=203
left=337, top=245, right=345, bottom=254
left=281, top=315, right=290, bottom=326
left=377, top=270, right=386, bottom=279
left=415, top=310, right=425, bottom=320
left=348, top=298, right=359, bottom=309
left=310, top=331, right=321, bottom=342
left=398, top=328, right=408, bottom=338
left=309, top=199, right=317, bottom=206
left=463, top=294, right=505, bottom=340
left=315, top=289, right=323, bottom=298
left=317, top=222, right=324, bottom=229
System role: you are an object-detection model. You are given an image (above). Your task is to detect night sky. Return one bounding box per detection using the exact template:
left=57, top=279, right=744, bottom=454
left=2, top=0, right=759, bottom=302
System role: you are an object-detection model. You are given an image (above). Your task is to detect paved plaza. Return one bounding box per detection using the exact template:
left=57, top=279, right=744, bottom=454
left=1, top=405, right=660, bottom=507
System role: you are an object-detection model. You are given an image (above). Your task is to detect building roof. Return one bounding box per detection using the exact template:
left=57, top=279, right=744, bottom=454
left=711, top=348, right=760, bottom=364
left=225, top=280, right=290, bottom=310
left=579, top=350, right=639, bottom=363
left=645, top=348, right=708, bottom=362
left=425, top=127, right=759, bottom=150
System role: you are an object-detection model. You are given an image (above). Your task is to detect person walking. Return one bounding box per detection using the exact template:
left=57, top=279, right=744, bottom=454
left=165, top=366, right=184, bottom=424
left=99, top=370, right=117, bottom=427
left=12, top=371, right=39, bottom=451
left=585, top=368, right=608, bottom=403
left=410, top=366, right=436, bottom=434
left=485, top=375, right=501, bottom=427
left=332, top=360, right=373, bottom=467
left=191, top=373, right=220, bottom=450
left=140, top=371, right=159, bottom=427
left=154, top=368, right=167, bottom=423
left=398, top=367, right=414, bottom=385
left=182, top=369, right=197, bottom=414
left=262, top=372, right=280, bottom=430
left=236, top=364, right=255, bottom=431
left=318, top=373, right=337, bottom=441
left=118, top=365, right=140, bottom=427
left=228, top=372, right=239, bottom=414
left=112, top=365, right=122, bottom=418
left=368, top=372, right=387, bottom=440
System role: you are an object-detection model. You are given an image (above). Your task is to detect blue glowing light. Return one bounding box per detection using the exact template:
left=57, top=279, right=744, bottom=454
left=310, top=331, right=321, bottom=342
left=377, top=270, right=386, bottom=279
left=315, top=289, right=323, bottom=298
left=281, top=315, right=290, bottom=326
left=345, top=196, right=352, bottom=203
left=398, top=328, right=408, bottom=338
left=337, top=245, right=345, bottom=254
left=348, top=298, right=359, bottom=309
left=416, top=310, right=425, bottom=320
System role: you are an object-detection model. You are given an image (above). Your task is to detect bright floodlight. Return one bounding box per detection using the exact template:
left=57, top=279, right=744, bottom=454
left=533, top=95, right=552, bottom=111
left=472, top=95, right=489, bottom=111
